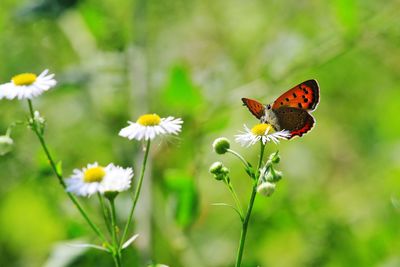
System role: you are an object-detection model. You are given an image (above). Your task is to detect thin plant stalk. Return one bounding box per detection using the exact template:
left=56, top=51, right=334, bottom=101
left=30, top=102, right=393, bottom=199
left=226, top=181, right=244, bottom=220
left=27, top=99, right=110, bottom=248
left=98, top=193, right=112, bottom=236
left=234, top=141, right=266, bottom=267
left=227, top=149, right=250, bottom=169
left=109, top=197, right=122, bottom=267
left=119, top=139, right=151, bottom=247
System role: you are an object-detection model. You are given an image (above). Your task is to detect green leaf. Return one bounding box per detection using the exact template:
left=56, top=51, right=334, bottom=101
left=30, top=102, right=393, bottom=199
left=162, top=64, right=203, bottom=114
left=56, top=160, right=63, bottom=177
left=245, top=165, right=256, bottom=179
left=333, top=0, right=359, bottom=37
left=175, top=187, right=198, bottom=228
left=164, top=169, right=199, bottom=228
left=212, top=203, right=242, bottom=220
left=202, top=109, right=230, bottom=132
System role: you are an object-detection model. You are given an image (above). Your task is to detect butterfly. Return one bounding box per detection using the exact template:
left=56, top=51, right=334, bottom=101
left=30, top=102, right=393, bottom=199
left=242, top=79, right=320, bottom=139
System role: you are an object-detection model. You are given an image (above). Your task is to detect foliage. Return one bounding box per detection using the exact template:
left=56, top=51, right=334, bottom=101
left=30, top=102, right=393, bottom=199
left=1, top=0, right=400, bottom=266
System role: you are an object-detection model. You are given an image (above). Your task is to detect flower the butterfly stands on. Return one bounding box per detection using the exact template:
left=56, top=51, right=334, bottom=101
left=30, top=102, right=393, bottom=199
left=210, top=80, right=319, bottom=267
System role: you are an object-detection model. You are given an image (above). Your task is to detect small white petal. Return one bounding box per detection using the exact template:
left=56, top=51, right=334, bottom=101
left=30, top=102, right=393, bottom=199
left=67, top=243, right=109, bottom=252
left=122, top=234, right=139, bottom=249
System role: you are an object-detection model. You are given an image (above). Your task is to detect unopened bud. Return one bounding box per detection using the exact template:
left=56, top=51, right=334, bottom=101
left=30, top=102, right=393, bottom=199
left=0, top=135, right=14, bottom=156
left=220, top=166, right=229, bottom=175
left=212, top=137, right=230, bottom=154
left=209, top=161, right=223, bottom=175
left=214, top=174, right=225, bottom=181
left=270, top=169, right=282, bottom=182
left=269, top=151, right=280, bottom=164
left=256, top=182, right=276, bottom=197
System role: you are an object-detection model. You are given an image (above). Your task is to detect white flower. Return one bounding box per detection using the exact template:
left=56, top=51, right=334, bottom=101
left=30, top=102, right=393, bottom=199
left=101, top=164, right=133, bottom=193
left=119, top=113, right=183, bottom=141
left=235, top=123, right=290, bottom=147
left=66, top=162, right=133, bottom=197
left=0, top=69, right=56, bottom=100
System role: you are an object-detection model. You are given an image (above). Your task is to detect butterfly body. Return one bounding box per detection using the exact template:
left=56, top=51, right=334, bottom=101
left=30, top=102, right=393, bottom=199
left=242, top=80, right=319, bottom=139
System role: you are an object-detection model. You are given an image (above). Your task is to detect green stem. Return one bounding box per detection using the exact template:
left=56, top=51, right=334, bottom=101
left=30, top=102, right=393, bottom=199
left=27, top=100, right=110, bottom=249
left=109, top=197, right=122, bottom=266
left=119, top=139, right=151, bottom=248
left=28, top=100, right=66, bottom=187
left=226, top=181, right=244, bottom=220
left=234, top=142, right=266, bottom=267
left=227, top=149, right=250, bottom=169
left=98, top=193, right=112, bottom=236
left=112, top=256, right=122, bottom=267
left=256, top=142, right=266, bottom=179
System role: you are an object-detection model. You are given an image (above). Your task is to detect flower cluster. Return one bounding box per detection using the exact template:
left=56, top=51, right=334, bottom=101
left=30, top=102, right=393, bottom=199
left=256, top=151, right=283, bottom=197
left=0, top=68, right=185, bottom=265
left=210, top=121, right=289, bottom=266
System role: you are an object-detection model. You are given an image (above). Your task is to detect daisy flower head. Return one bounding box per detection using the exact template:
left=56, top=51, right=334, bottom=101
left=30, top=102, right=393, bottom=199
left=66, top=162, right=133, bottom=197
left=235, top=123, right=290, bottom=147
left=101, top=164, right=133, bottom=193
left=0, top=69, right=56, bottom=100
left=119, top=113, right=183, bottom=141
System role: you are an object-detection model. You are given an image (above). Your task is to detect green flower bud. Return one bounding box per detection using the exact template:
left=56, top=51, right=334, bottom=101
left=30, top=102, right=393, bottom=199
left=0, top=135, right=14, bottom=156
left=265, top=169, right=282, bottom=183
left=212, top=137, right=230, bottom=154
left=209, top=161, right=223, bottom=175
left=257, top=182, right=276, bottom=197
left=214, top=174, right=225, bottom=181
left=220, top=166, right=230, bottom=183
left=269, top=151, right=280, bottom=164
left=271, top=169, right=282, bottom=182
left=220, top=166, right=230, bottom=175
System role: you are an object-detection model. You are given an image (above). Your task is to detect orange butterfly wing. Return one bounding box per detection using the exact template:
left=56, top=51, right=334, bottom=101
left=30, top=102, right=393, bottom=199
left=241, top=98, right=265, bottom=119
left=272, top=80, right=319, bottom=111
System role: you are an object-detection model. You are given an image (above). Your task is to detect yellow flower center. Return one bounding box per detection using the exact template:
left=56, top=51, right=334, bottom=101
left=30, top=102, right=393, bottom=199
left=251, top=123, right=273, bottom=136
left=12, top=73, right=37, bottom=86
left=137, top=114, right=161, bottom=126
left=84, top=166, right=105, bottom=183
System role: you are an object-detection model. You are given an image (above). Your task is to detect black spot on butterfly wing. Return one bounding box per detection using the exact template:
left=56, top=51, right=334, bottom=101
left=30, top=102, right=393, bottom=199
left=302, top=79, right=320, bottom=111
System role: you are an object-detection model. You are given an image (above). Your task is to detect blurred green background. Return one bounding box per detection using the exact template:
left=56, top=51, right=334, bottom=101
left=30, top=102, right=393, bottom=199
left=1, top=0, right=400, bottom=266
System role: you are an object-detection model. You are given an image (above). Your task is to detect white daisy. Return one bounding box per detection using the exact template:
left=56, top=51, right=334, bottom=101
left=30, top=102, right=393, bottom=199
left=0, top=69, right=56, bottom=100
left=119, top=113, right=183, bottom=141
left=66, top=162, right=133, bottom=197
left=101, top=164, right=133, bottom=193
left=235, top=123, right=290, bottom=147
